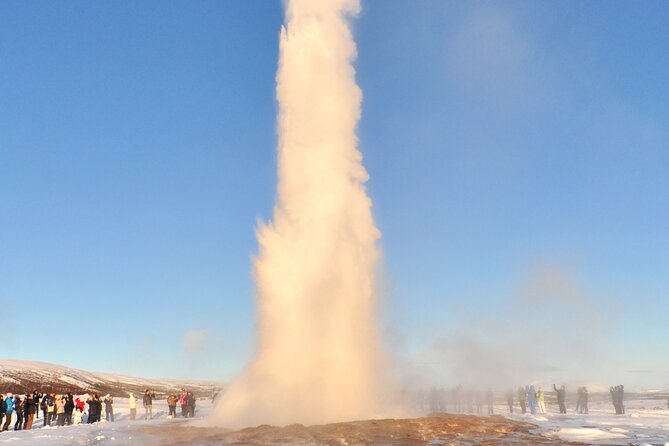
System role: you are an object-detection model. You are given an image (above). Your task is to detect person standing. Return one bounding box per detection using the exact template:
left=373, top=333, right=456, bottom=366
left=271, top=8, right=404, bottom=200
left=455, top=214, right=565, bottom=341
left=616, top=385, right=625, bottom=414
left=72, top=403, right=84, bottom=425
left=537, top=387, right=546, bottom=414
left=526, top=385, right=537, bottom=415
left=13, top=396, right=23, bottom=430
left=581, top=387, right=589, bottom=414
left=73, top=398, right=85, bottom=424
left=186, top=392, right=196, bottom=418
left=179, top=389, right=187, bottom=417
left=41, top=394, right=50, bottom=426
left=505, top=389, right=514, bottom=413
left=24, top=394, right=37, bottom=430
left=104, top=395, right=114, bottom=422
left=610, top=386, right=618, bottom=414
left=143, top=389, right=155, bottom=420
left=95, top=394, right=103, bottom=423
left=55, top=395, right=66, bottom=426
left=86, top=395, right=96, bottom=423
left=517, top=387, right=527, bottom=414
left=45, top=394, right=56, bottom=426
left=128, top=393, right=137, bottom=420
left=485, top=389, right=494, bottom=415
left=64, top=393, right=74, bottom=425
left=553, top=384, right=567, bottom=414
left=32, top=391, right=42, bottom=421
left=2, top=393, right=14, bottom=431
left=167, top=394, right=177, bottom=418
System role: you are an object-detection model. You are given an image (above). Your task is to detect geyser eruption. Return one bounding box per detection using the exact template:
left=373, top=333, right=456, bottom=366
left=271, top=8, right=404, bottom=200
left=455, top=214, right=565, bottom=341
left=215, top=0, right=386, bottom=428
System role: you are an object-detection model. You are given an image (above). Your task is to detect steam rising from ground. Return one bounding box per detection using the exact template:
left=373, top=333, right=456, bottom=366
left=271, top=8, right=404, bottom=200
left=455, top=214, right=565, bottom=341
left=214, top=0, right=387, bottom=428
left=404, top=263, right=615, bottom=394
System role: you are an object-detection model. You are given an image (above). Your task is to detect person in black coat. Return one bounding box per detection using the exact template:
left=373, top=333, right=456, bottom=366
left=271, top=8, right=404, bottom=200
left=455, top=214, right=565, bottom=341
left=64, top=393, right=74, bottom=425
left=0, top=395, right=5, bottom=429
left=553, top=384, right=567, bottom=414
left=33, top=392, right=42, bottom=420
left=86, top=395, right=99, bottom=423
left=23, top=394, right=37, bottom=430
left=40, top=394, right=49, bottom=426
left=93, top=394, right=104, bottom=423
left=186, top=392, right=196, bottom=418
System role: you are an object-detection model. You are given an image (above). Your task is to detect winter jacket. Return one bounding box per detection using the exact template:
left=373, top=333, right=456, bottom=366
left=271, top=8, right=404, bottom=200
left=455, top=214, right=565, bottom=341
left=143, top=392, right=155, bottom=407
left=46, top=397, right=56, bottom=414
left=128, top=395, right=136, bottom=409
left=56, top=398, right=66, bottom=414
left=24, top=396, right=37, bottom=415
left=4, top=397, right=14, bottom=414
left=13, top=398, right=23, bottom=415
left=73, top=409, right=84, bottom=424
left=167, top=395, right=177, bottom=407
left=65, top=395, right=75, bottom=414
left=87, top=399, right=96, bottom=416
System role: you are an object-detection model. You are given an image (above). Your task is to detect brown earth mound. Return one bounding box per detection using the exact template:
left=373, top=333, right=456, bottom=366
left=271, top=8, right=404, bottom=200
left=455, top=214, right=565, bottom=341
left=133, top=414, right=579, bottom=446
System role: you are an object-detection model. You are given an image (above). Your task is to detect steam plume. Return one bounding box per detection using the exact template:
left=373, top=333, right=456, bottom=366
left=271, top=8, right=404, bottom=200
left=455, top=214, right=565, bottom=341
left=214, top=0, right=386, bottom=427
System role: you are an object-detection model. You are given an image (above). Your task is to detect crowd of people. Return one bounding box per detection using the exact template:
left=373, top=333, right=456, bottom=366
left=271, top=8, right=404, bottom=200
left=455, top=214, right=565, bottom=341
left=425, top=386, right=496, bottom=415
left=505, top=385, right=548, bottom=415
left=166, top=389, right=197, bottom=418
left=424, top=383, right=630, bottom=416
left=0, top=388, right=199, bottom=433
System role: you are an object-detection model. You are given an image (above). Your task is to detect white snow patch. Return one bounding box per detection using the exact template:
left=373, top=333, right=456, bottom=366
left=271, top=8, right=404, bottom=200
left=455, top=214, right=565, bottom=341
left=558, top=427, right=627, bottom=441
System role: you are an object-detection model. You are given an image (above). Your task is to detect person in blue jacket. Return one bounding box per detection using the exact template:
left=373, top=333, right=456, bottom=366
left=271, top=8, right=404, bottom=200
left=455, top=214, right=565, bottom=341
left=2, top=393, right=14, bottom=431
left=526, top=385, right=537, bottom=415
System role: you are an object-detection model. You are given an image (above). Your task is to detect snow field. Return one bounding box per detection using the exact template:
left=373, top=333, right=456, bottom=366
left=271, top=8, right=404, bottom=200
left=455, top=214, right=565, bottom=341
left=502, top=398, right=669, bottom=445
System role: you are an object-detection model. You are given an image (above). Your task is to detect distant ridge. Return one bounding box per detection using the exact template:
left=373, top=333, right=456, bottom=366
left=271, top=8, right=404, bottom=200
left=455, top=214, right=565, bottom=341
left=0, top=359, right=222, bottom=397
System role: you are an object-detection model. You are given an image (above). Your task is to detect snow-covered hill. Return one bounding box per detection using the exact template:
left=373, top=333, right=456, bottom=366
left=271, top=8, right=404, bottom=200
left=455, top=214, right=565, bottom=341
left=0, top=359, right=222, bottom=397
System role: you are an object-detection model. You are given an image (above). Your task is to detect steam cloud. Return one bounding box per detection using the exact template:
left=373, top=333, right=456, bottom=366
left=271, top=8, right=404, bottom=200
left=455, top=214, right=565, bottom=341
left=213, top=0, right=387, bottom=427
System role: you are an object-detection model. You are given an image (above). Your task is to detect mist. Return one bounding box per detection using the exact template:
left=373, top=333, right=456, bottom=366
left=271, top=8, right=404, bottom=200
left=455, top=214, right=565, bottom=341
left=398, top=263, right=626, bottom=397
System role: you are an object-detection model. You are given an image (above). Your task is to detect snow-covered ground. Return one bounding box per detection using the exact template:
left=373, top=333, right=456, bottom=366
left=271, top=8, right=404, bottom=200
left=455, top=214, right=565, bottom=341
left=0, top=396, right=216, bottom=445
left=502, top=398, right=669, bottom=445
left=0, top=396, right=667, bottom=445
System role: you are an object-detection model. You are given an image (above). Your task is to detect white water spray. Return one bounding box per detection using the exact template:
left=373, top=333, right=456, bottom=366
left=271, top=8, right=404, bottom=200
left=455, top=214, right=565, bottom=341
left=214, top=0, right=386, bottom=428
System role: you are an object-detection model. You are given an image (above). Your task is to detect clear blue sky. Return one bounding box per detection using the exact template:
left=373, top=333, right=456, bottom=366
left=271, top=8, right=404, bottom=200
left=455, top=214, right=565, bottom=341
left=1, top=1, right=667, bottom=388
